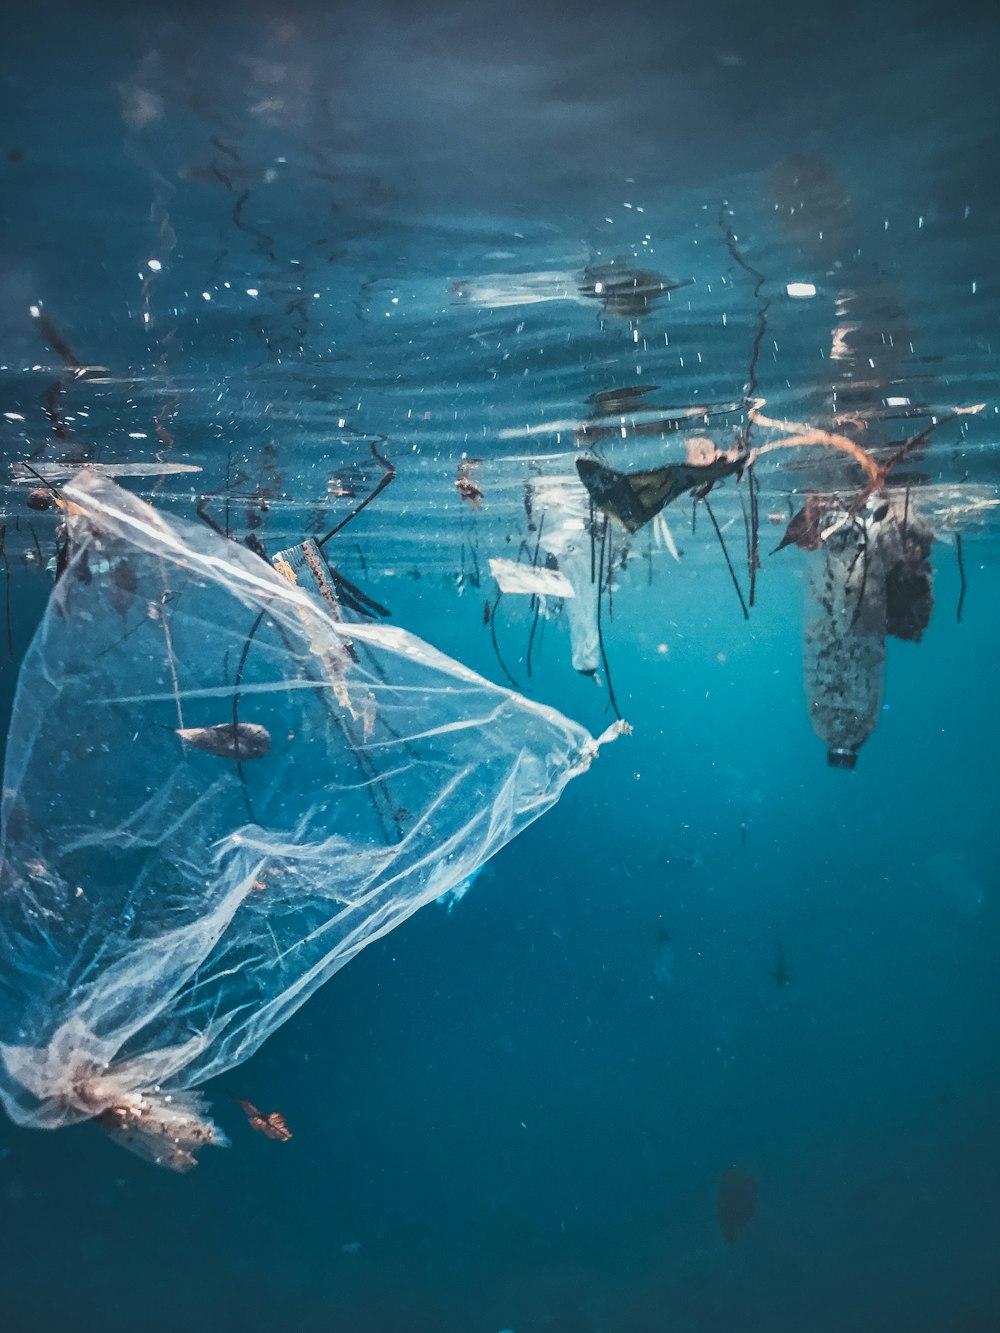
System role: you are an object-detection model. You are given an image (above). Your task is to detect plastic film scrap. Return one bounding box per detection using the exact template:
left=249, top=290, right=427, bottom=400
left=0, top=472, right=619, bottom=1168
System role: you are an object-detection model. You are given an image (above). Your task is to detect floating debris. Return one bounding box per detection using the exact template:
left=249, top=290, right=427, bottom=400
left=576, top=453, right=743, bottom=534
left=0, top=472, right=620, bottom=1169
left=11, top=461, right=202, bottom=483
left=455, top=458, right=485, bottom=510
left=236, top=1098, right=292, bottom=1141
left=579, top=261, right=692, bottom=318
left=176, top=722, right=272, bottom=761
left=488, top=557, right=574, bottom=598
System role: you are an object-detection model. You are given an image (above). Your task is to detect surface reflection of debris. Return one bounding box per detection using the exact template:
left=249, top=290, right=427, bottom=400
left=574, top=387, right=743, bottom=449
left=11, top=460, right=202, bottom=484
left=448, top=259, right=691, bottom=319
left=579, top=260, right=692, bottom=318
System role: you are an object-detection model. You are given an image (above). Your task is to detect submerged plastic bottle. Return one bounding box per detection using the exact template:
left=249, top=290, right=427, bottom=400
left=803, top=506, right=888, bottom=768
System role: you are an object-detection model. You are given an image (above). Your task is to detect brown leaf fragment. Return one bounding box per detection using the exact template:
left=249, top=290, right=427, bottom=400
left=772, top=494, right=831, bottom=553
left=237, top=1098, right=292, bottom=1141
left=176, top=722, right=271, bottom=760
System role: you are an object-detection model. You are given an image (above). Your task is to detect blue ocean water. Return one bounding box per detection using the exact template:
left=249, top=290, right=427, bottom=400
left=1, top=2, right=999, bottom=1330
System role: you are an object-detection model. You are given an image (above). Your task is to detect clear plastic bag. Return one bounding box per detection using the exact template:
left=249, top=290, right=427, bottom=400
left=0, top=472, right=619, bottom=1168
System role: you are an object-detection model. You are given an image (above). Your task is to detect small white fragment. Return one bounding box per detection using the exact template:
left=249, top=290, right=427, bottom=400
left=489, top=557, right=574, bottom=598
left=786, top=282, right=817, bottom=299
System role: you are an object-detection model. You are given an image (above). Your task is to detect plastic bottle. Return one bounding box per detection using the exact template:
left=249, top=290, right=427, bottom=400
left=803, top=508, right=887, bottom=768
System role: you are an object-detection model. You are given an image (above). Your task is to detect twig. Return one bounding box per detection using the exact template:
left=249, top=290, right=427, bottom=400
left=703, top=497, right=749, bottom=620
left=0, top=526, right=12, bottom=655
left=955, top=534, right=967, bottom=624
left=488, top=591, right=522, bottom=691
left=596, top=519, right=621, bottom=719
left=317, top=441, right=395, bottom=548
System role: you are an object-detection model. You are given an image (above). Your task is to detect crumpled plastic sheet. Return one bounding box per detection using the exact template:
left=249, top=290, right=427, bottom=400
left=528, top=475, right=632, bottom=678
left=0, top=472, right=620, bottom=1169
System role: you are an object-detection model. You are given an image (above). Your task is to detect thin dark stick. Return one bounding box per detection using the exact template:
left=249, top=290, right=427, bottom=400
left=738, top=485, right=752, bottom=583
left=317, top=442, right=395, bottom=548
left=15, top=460, right=62, bottom=503
left=0, top=527, right=12, bottom=655
left=955, top=534, right=967, bottom=624
left=596, top=519, right=621, bottom=719
left=748, top=466, right=760, bottom=607
left=525, top=599, right=542, bottom=677
left=525, top=512, right=546, bottom=678
left=589, top=497, right=597, bottom=583
left=489, top=590, right=522, bottom=691
left=850, top=519, right=870, bottom=629
left=196, top=495, right=228, bottom=539
left=26, top=522, right=44, bottom=567
left=719, top=208, right=769, bottom=605
left=703, top=497, right=749, bottom=620
left=232, top=608, right=266, bottom=822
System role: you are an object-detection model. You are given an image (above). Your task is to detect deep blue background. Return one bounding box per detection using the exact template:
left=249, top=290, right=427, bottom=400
left=1, top=1, right=999, bottom=1329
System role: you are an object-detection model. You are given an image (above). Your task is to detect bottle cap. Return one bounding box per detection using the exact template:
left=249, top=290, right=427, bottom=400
left=827, top=747, right=857, bottom=770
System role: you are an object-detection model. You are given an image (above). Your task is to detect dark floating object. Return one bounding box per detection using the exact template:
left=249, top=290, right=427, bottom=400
left=176, top=722, right=272, bottom=760
left=769, top=940, right=792, bottom=988
left=236, top=1098, right=292, bottom=1142
left=576, top=454, right=743, bottom=534
left=575, top=388, right=745, bottom=447
left=579, top=261, right=693, bottom=318
left=26, top=488, right=53, bottom=512
left=717, top=1166, right=757, bottom=1244
left=586, top=384, right=660, bottom=411
left=772, top=495, right=829, bottom=553
left=884, top=518, right=933, bottom=643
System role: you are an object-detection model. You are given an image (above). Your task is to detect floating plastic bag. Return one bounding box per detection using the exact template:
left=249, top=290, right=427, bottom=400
left=0, top=472, right=619, bottom=1168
